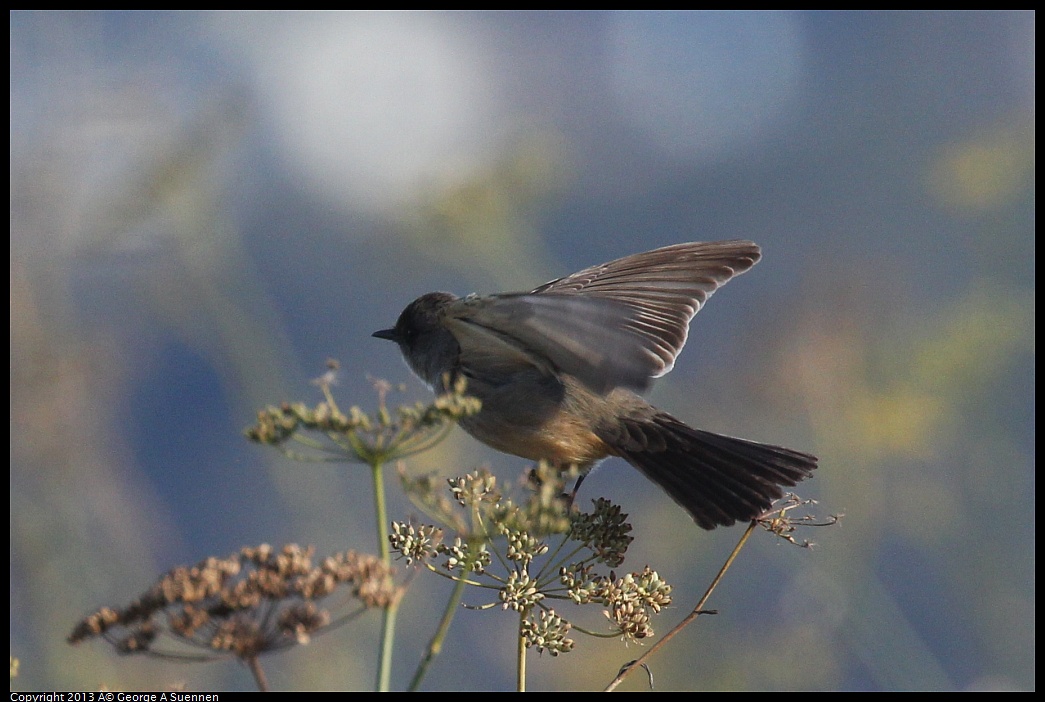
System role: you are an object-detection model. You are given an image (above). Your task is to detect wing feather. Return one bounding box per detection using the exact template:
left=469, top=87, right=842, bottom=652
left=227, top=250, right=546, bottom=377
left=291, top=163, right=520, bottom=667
left=446, top=241, right=761, bottom=394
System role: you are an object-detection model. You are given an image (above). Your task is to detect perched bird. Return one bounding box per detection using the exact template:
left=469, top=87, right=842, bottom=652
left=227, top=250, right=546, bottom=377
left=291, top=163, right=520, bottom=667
left=374, top=241, right=817, bottom=529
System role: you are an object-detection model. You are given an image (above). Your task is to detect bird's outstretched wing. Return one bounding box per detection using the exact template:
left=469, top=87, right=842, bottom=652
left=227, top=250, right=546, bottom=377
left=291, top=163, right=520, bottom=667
left=447, top=241, right=761, bottom=394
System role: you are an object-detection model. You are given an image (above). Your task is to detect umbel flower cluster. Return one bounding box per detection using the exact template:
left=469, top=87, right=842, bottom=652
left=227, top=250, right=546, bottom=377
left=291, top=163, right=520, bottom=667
left=66, top=369, right=833, bottom=692
left=391, top=465, right=673, bottom=655
left=68, top=544, right=398, bottom=661
left=246, top=369, right=481, bottom=464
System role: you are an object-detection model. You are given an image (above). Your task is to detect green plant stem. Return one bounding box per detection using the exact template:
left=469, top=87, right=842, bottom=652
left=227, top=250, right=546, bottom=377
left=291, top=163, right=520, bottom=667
left=603, top=520, right=758, bottom=692
left=407, top=570, right=469, bottom=691
left=372, top=459, right=397, bottom=692
left=246, top=655, right=269, bottom=692
left=517, top=608, right=528, bottom=692
left=377, top=597, right=400, bottom=692
left=372, top=461, right=391, bottom=563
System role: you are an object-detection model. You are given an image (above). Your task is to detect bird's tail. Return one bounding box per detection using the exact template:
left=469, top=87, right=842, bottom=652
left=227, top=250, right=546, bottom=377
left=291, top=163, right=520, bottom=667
left=601, top=411, right=818, bottom=530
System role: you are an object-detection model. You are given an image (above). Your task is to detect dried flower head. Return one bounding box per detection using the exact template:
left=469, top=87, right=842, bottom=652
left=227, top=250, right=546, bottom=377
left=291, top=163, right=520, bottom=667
left=389, top=522, right=443, bottom=566
left=393, top=468, right=671, bottom=655
left=757, top=494, right=841, bottom=548
left=69, top=544, right=399, bottom=661
left=245, top=372, right=480, bottom=464
left=522, top=609, right=574, bottom=656
left=435, top=537, right=491, bottom=573
left=500, top=571, right=544, bottom=612
left=570, top=498, right=634, bottom=568
left=449, top=469, right=500, bottom=508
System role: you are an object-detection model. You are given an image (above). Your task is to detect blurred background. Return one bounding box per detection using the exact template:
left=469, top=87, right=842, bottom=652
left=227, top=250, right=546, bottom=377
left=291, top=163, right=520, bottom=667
left=10, top=10, right=1034, bottom=692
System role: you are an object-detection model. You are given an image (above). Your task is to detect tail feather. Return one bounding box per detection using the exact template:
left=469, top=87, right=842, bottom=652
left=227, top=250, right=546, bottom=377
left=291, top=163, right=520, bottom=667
left=603, top=412, right=817, bottom=530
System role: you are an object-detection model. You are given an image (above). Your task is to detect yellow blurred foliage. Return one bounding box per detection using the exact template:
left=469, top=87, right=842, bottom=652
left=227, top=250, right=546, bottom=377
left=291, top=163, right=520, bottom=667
left=928, top=118, right=1034, bottom=211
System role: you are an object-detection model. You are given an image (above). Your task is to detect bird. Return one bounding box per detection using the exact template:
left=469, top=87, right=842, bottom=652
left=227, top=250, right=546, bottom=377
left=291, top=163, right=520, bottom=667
left=373, top=240, right=817, bottom=529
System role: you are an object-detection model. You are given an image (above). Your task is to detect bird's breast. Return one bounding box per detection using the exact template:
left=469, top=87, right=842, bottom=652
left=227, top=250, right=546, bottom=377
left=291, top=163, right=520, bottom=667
left=456, top=370, right=615, bottom=468
left=460, top=409, right=611, bottom=467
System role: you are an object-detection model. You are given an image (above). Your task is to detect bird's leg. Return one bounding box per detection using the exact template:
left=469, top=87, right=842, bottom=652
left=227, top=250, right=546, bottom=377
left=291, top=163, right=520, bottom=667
left=565, top=468, right=589, bottom=509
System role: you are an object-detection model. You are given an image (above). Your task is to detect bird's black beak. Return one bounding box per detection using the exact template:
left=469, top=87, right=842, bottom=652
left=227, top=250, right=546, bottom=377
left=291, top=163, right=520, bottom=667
left=372, top=328, right=398, bottom=341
